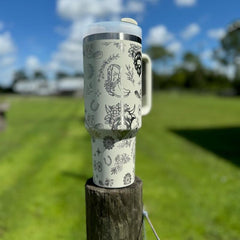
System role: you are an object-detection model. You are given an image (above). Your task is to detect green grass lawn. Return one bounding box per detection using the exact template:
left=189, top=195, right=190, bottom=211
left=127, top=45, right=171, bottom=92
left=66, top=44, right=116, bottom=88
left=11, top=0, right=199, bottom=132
left=0, top=92, right=240, bottom=240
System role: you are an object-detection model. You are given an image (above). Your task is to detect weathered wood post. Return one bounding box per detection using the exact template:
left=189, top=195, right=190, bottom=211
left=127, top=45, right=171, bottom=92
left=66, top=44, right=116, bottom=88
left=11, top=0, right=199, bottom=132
left=85, top=177, right=143, bottom=240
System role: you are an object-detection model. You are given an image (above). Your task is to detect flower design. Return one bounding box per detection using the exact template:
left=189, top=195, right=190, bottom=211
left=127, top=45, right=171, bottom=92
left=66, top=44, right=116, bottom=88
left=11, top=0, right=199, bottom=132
left=123, top=173, right=132, bottom=185
left=124, top=104, right=136, bottom=129
left=128, top=44, right=141, bottom=59
left=115, top=153, right=131, bottom=164
left=103, top=136, right=115, bottom=150
left=94, top=161, right=102, bottom=172
left=104, top=103, right=122, bottom=130
left=134, top=52, right=142, bottom=76
left=128, top=44, right=142, bottom=76
left=86, top=114, right=95, bottom=127
left=111, top=154, right=131, bottom=175
left=105, top=178, right=114, bottom=187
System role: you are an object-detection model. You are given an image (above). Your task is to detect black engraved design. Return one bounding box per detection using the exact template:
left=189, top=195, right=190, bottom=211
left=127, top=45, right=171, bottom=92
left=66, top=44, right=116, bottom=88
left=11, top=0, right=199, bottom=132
left=102, top=42, right=126, bottom=52
left=134, top=90, right=141, bottom=99
left=104, top=64, right=130, bottom=98
left=104, top=103, right=136, bottom=130
left=103, top=136, right=115, bottom=150
left=99, top=180, right=103, bottom=186
left=86, top=64, right=94, bottom=79
left=94, top=161, right=102, bottom=172
left=125, top=65, right=134, bottom=84
left=118, top=139, right=132, bottom=148
left=90, top=100, right=99, bottom=112
left=134, top=52, right=142, bottom=76
left=104, top=103, right=121, bottom=130
left=96, top=148, right=101, bottom=156
left=111, top=154, right=131, bottom=175
left=86, top=82, right=94, bottom=95
left=98, top=54, right=119, bottom=82
left=123, top=173, right=132, bottom=185
left=95, top=90, right=101, bottom=97
left=104, top=156, right=112, bottom=166
left=123, top=104, right=136, bottom=129
left=105, top=178, right=114, bottom=187
left=128, top=44, right=142, bottom=76
left=128, top=44, right=141, bottom=58
left=85, top=44, right=103, bottom=59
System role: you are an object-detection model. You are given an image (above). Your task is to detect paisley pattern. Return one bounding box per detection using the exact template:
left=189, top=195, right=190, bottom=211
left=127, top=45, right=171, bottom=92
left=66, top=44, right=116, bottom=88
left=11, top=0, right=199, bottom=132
left=84, top=38, right=142, bottom=188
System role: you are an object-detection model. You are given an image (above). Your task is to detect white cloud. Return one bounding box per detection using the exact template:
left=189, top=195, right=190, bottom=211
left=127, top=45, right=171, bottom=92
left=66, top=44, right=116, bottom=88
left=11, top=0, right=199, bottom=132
left=0, top=32, right=16, bottom=55
left=174, top=0, right=196, bottom=7
left=181, top=23, right=200, bottom=40
left=0, top=21, right=4, bottom=31
left=126, top=1, right=145, bottom=13
left=0, top=56, right=16, bottom=66
left=167, top=41, right=182, bottom=53
left=49, top=0, right=149, bottom=74
left=25, top=56, right=41, bottom=71
left=207, top=28, right=226, bottom=40
left=147, top=25, right=174, bottom=45
left=57, top=0, right=123, bottom=20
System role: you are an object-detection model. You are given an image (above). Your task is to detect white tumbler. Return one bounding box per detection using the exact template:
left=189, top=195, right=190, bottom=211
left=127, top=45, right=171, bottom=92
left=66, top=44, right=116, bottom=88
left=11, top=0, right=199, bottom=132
left=83, top=18, right=152, bottom=188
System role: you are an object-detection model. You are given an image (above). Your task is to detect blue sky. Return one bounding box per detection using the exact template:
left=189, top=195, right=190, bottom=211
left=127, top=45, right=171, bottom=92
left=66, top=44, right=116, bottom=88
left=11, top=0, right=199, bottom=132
left=0, top=0, right=239, bottom=86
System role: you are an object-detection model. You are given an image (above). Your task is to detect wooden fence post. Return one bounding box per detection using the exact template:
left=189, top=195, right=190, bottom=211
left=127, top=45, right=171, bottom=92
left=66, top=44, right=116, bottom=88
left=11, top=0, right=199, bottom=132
left=85, top=177, right=143, bottom=240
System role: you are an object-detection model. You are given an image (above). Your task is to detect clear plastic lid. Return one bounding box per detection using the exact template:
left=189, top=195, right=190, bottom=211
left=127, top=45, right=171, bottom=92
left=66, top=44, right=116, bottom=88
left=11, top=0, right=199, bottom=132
left=84, top=18, right=142, bottom=39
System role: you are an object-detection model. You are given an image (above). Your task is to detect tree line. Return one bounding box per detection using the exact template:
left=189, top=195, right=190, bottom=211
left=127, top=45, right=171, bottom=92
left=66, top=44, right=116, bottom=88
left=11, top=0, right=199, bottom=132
left=1, top=20, right=240, bottom=95
left=147, top=20, right=240, bottom=95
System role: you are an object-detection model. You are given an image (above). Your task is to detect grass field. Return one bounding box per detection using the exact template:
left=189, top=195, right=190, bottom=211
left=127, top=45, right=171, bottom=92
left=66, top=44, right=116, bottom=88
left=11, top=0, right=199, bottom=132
left=0, top=92, right=240, bottom=240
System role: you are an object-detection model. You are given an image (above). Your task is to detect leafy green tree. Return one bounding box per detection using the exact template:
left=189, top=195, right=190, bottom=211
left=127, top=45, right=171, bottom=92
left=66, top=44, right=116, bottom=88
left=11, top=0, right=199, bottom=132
left=12, top=70, right=28, bottom=85
left=33, top=70, right=47, bottom=80
left=215, top=20, right=240, bottom=93
left=56, top=71, right=69, bottom=80
left=146, top=45, right=174, bottom=90
left=183, top=52, right=202, bottom=69
left=146, top=45, right=174, bottom=62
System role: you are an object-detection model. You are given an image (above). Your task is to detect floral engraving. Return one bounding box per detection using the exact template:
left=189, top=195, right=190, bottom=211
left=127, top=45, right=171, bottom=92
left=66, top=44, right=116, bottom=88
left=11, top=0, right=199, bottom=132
left=125, top=65, right=134, bottom=84
left=94, top=161, right=102, bottom=172
left=105, top=178, right=114, bottom=187
left=124, top=104, right=136, bottom=129
left=128, top=44, right=141, bottom=58
left=128, top=44, right=142, bottom=76
left=111, top=153, right=131, bottom=175
left=103, top=136, right=115, bottom=150
left=102, top=42, right=126, bottom=52
left=118, top=139, right=132, bottom=148
left=134, top=52, right=142, bottom=76
left=104, top=103, right=121, bottom=130
left=104, top=103, right=136, bottom=130
left=84, top=44, right=103, bottom=59
left=123, top=173, right=132, bottom=185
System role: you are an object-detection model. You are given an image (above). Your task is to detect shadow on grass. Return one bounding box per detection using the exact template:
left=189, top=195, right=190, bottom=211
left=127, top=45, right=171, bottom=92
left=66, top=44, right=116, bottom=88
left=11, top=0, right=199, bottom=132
left=170, top=126, right=240, bottom=167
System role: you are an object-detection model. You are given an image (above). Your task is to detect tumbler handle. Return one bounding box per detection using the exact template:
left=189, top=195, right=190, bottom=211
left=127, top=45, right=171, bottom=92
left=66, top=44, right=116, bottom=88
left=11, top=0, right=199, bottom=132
left=142, top=53, right=152, bottom=116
